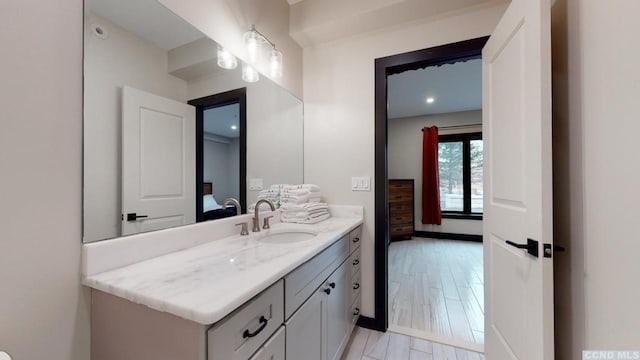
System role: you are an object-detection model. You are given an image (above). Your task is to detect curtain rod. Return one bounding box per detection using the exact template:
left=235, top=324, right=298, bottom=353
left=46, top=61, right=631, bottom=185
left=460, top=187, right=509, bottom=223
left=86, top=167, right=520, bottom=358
left=421, top=124, right=481, bottom=131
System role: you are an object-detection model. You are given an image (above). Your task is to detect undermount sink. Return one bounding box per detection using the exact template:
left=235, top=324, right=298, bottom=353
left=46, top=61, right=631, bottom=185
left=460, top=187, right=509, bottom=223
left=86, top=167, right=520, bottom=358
left=259, top=230, right=317, bottom=244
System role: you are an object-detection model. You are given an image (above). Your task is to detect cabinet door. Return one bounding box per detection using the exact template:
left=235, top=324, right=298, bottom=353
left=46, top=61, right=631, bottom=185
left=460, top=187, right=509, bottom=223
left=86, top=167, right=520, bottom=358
left=326, top=260, right=349, bottom=360
left=285, top=288, right=327, bottom=360
left=250, top=326, right=285, bottom=360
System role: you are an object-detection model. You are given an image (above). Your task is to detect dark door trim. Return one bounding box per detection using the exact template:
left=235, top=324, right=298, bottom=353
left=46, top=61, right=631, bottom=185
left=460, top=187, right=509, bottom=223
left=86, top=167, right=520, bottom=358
left=367, top=36, right=489, bottom=332
left=189, top=88, right=247, bottom=222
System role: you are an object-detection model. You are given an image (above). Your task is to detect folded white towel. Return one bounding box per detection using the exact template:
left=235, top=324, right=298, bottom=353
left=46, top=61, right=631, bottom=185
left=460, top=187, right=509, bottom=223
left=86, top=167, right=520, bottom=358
left=292, top=184, right=321, bottom=192
left=270, top=184, right=294, bottom=190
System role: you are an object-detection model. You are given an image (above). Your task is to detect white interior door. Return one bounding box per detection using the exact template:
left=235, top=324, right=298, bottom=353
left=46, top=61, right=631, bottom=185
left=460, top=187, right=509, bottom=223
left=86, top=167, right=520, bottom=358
left=121, top=86, right=195, bottom=236
left=482, top=0, right=554, bottom=358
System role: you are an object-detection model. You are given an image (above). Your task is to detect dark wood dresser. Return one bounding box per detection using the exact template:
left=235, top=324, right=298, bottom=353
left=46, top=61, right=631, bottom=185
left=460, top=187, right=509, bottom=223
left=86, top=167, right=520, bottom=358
left=388, top=179, right=415, bottom=240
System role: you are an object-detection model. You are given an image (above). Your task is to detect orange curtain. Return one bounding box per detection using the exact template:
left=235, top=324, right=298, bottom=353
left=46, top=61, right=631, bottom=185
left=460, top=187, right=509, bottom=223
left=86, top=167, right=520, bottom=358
left=422, top=126, right=442, bottom=225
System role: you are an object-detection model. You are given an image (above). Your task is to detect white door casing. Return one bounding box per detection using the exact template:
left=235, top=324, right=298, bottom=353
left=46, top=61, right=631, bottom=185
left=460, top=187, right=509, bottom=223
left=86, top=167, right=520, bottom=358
left=482, top=0, right=554, bottom=358
left=121, top=86, right=196, bottom=236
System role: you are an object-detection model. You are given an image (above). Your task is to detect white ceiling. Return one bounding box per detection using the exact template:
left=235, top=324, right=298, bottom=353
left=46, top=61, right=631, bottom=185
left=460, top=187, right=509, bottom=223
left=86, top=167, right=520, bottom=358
left=86, top=0, right=204, bottom=50
left=204, top=103, right=240, bottom=139
left=387, top=58, right=482, bottom=119
left=289, top=0, right=508, bottom=47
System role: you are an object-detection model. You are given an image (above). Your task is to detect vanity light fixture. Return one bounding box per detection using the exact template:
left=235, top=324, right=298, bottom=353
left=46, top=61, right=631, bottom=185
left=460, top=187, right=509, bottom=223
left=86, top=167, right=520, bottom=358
left=217, top=45, right=237, bottom=69
left=426, top=97, right=435, bottom=104
left=243, top=25, right=283, bottom=79
left=242, top=63, right=259, bottom=83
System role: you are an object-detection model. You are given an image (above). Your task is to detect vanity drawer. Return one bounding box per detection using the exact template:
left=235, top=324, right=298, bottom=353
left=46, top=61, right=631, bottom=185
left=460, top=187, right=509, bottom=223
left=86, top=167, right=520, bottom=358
left=348, top=247, right=361, bottom=280
left=349, top=295, right=361, bottom=334
left=208, top=280, right=284, bottom=360
left=349, top=225, right=362, bottom=253
left=284, top=235, right=349, bottom=319
left=349, top=270, right=361, bottom=306
left=249, top=326, right=285, bottom=360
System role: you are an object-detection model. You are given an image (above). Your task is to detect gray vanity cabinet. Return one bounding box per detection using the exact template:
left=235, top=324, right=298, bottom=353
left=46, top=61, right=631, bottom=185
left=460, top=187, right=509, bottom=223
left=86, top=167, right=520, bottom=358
left=90, top=225, right=363, bottom=360
left=285, top=225, right=363, bottom=360
left=326, top=260, right=350, bottom=360
left=284, top=287, right=326, bottom=360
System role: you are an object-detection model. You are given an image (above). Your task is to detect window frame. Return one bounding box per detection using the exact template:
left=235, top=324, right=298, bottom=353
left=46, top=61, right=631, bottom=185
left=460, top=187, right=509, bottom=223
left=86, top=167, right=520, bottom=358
left=438, top=131, right=483, bottom=220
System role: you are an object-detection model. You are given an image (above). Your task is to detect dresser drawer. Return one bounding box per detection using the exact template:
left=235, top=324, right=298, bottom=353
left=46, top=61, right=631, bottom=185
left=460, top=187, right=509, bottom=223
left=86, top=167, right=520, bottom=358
left=284, top=236, right=349, bottom=319
left=388, top=192, right=413, bottom=202
left=349, top=270, right=361, bottom=306
left=388, top=181, right=413, bottom=191
left=249, top=326, right=285, bottom=360
left=348, top=247, right=361, bottom=280
left=390, top=224, right=414, bottom=236
left=349, top=225, right=362, bottom=254
left=389, top=205, right=413, bottom=217
left=208, top=280, right=284, bottom=360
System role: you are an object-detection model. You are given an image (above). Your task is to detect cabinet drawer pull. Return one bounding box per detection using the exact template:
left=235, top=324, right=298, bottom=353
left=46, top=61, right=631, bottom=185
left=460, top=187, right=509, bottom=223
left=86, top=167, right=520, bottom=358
left=329, top=282, right=336, bottom=289
left=353, top=283, right=360, bottom=290
left=242, top=316, right=268, bottom=339
left=353, top=308, right=360, bottom=316
left=353, top=237, right=360, bottom=243
left=352, top=259, right=359, bottom=266
left=324, top=287, right=331, bottom=295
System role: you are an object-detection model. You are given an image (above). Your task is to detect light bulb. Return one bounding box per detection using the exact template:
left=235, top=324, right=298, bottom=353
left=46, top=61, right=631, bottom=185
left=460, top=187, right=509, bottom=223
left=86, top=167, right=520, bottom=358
left=269, top=48, right=283, bottom=78
left=243, top=30, right=259, bottom=64
left=216, top=45, right=237, bottom=69
left=242, top=63, right=259, bottom=83
left=426, top=97, right=435, bottom=104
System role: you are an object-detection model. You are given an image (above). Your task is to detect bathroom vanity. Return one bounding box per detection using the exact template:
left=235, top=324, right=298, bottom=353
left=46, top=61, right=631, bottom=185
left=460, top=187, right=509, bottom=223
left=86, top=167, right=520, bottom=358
left=83, top=207, right=363, bottom=360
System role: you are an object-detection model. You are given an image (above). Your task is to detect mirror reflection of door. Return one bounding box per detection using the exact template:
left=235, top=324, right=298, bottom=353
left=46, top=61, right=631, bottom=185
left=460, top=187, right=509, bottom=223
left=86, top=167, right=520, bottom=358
left=121, top=85, right=196, bottom=236
left=190, top=88, right=247, bottom=222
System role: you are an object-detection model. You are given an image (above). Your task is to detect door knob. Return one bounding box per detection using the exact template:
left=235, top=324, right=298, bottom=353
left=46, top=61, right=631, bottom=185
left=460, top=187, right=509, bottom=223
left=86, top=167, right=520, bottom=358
left=126, top=213, right=149, bottom=221
left=505, top=238, right=539, bottom=257
left=543, top=243, right=566, bottom=258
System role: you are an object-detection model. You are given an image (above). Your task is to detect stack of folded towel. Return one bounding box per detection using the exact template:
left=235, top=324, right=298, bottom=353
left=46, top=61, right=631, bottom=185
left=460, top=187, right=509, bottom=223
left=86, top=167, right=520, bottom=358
left=280, top=202, right=330, bottom=224
left=280, top=184, right=322, bottom=205
left=249, top=184, right=291, bottom=211
left=277, top=184, right=330, bottom=224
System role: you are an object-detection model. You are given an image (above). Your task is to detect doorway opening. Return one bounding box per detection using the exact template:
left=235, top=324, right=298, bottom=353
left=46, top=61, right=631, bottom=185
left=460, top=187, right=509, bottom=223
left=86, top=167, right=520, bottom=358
left=189, top=88, right=247, bottom=222
left=363, top=37, right=488, bottom=349
left=387, top=59, right=484, bottom=351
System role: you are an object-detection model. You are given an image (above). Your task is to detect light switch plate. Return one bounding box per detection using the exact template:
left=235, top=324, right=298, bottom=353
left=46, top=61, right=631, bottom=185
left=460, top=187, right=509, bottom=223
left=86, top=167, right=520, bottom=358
left=351, top=176, right=371, bottom=191
left=249, top=178, right=263, bottom=191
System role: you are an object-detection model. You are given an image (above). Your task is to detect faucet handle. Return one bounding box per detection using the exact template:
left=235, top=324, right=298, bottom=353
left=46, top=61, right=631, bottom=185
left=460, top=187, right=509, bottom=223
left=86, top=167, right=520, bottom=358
left=235, top=222, right=249, bottom=236
left=263, top=216, right=274, bottom=230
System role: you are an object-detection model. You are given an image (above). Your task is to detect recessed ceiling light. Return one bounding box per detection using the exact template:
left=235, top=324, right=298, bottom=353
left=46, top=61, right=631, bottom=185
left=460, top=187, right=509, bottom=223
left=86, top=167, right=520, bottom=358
left=426, top=97, right=435, bottom=104
left=231, top=125, right=238, bottom=130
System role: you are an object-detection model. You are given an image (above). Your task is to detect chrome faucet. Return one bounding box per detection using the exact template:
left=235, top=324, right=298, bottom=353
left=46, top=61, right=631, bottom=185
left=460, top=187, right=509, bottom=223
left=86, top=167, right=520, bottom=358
left=253, top=199, right=275, bottom=232
left=221, top=198, right=242, bottom=215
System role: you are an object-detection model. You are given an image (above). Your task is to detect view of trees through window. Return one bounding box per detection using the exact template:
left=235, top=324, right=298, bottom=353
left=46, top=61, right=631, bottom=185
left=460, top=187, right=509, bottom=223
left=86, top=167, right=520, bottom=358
left=438, top=133, right=483, bottom=214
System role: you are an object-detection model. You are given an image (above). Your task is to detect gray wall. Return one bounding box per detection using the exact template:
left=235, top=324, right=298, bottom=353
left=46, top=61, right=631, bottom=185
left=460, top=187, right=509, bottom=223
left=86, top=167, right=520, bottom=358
left=0, top=0, right=91, bottom=359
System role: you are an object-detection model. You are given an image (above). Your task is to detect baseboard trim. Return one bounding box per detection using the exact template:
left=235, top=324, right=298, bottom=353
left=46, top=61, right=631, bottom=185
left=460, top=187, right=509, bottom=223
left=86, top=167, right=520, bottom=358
left=413, top=231, right=482, bottom=242
left=356, top=316, right=385, bottom=332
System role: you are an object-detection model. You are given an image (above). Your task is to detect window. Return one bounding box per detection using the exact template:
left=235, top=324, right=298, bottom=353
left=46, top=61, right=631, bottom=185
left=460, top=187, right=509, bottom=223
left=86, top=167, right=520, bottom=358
left=438, top=132, right=483, bottom=217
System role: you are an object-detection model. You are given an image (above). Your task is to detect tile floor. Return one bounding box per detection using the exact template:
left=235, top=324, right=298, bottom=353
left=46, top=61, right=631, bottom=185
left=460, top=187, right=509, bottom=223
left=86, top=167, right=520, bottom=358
left=342, top=326, right=485, bottom=360
left=388, top=238, right=484, bottom=346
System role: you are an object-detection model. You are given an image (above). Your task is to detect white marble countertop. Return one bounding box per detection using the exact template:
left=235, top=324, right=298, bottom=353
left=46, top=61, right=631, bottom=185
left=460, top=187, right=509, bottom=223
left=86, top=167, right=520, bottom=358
left=82, top=214, right=363, bottom=325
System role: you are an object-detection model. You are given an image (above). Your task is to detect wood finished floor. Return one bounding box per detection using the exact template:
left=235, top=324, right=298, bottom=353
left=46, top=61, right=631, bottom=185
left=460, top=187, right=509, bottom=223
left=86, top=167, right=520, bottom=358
left=388, top=238, right=484, bottom=346
left=342, top=326, right=485, bottom=360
